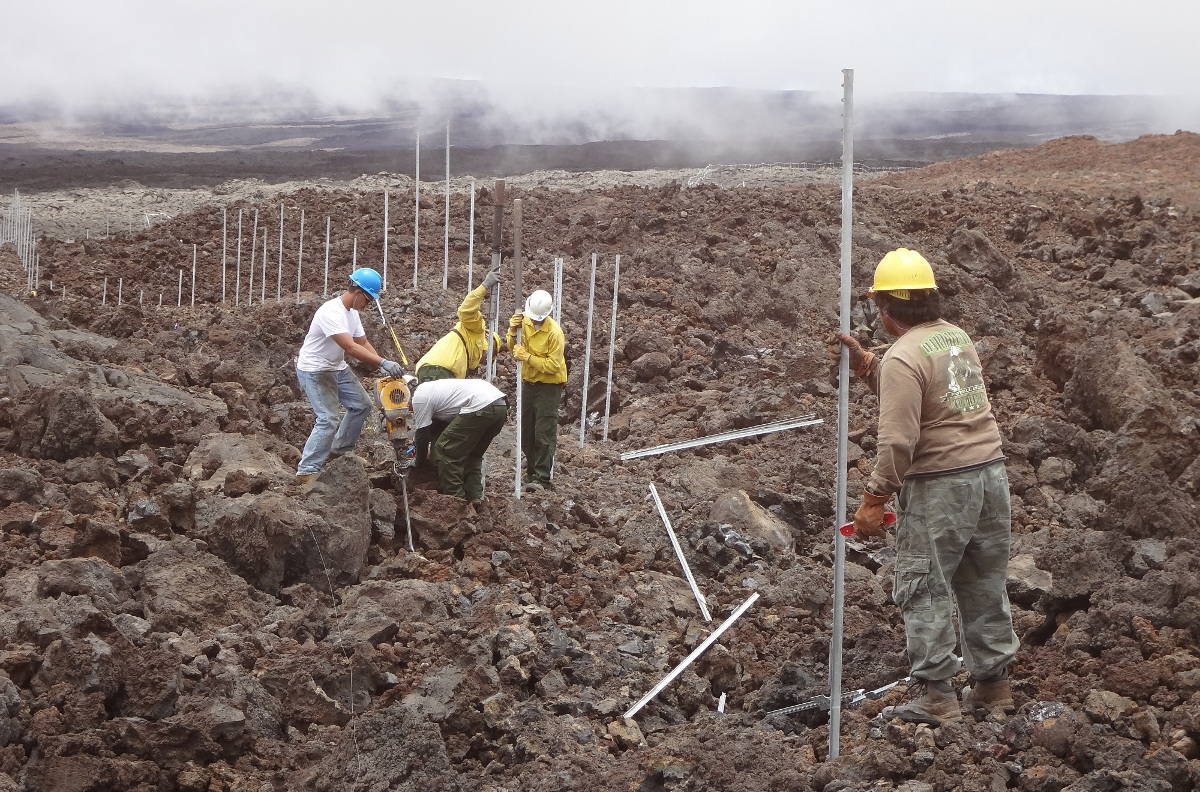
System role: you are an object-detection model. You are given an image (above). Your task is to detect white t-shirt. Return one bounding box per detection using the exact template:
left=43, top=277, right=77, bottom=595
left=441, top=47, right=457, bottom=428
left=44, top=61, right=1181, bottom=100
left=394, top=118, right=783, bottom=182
left=411, top=379, right=505, bottom=430
left=296, top=296, right=365, bottom=372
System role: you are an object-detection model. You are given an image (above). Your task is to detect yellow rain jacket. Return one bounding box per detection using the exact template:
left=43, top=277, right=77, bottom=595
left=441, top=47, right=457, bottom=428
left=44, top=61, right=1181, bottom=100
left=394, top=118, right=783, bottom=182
left=507, top=315, right=567, bottom=385
left=415, top=285, right=497, bottom=378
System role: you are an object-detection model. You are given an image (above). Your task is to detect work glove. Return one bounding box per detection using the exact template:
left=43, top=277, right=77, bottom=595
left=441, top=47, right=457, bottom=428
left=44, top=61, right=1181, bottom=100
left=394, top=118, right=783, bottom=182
left=509, top=313, right=524, bottom=331
left=853, top=488, right=892, bottom=538
left=511, top=344, right=532, bottom=363
left=482, top=269, right=501, bottom=291
left=380, top=359, right=404, bottom=377
left=827, top=332, right=875, bottom=378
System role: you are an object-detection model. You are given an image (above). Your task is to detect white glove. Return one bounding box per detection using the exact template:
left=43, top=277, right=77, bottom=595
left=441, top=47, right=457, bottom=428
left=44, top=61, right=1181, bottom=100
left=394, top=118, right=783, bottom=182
left=380, top=359, right=404, bottom=377
left=482, top=269, right=501, bottom=290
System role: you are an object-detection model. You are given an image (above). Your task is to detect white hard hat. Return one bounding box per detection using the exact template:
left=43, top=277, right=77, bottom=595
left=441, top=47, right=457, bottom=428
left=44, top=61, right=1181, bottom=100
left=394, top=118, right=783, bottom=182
left=524, top=290, right=553, bottom=322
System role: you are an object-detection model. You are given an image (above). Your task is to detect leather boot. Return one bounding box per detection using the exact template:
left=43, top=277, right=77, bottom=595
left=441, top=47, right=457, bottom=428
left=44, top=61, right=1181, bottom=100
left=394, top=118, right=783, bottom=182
left=882, top=679, right=963, bottom=726
left=962, top=676, right=1015, bottom=715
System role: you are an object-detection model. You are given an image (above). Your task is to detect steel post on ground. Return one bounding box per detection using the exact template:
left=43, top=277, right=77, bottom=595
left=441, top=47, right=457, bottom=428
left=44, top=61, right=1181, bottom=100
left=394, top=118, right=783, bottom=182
left=177, top=270, right=182, bottom=308
left=191, top=244, right=197, bottom=306
left=117, top=277, right=122, bottom=306
left=443, top=121, right=450, bottom=291
left=619, top=415, right=822, bottom=460
left=413, top=133, right=420, bottom=289
left=235, top=209, right=243, bottom=307
left=481, top=180, right=505, bottom=496
left=649, top=483, right=711, bottom=621
left=324, top=217, right=330, bottom=296
left=829, top=67, right=855, bottom=761
left=513, top=198, right=524, bottom=500
left=579, top=253, right=597, bottom=447
left=602, top=255, right=620, bottom=441
left=296, top=209, right=304, bottom=304
left=261, top=230, right=267, bottom=303
left=277, top=203, right=284, bottom=302
left=486, top=180, right=505, bottom=383
left=487, top=251, right=500, bottom=381
left=249, top=209, right=258, bottom=306
left=383, top=189, right=389, bottom=292
left=467, top=180, right=476, bottom=290
left=624, top=593, right=759, bottom=719
left=221, top=208, right=227, bottom=304
left=553, top=257, right=563, bottom=323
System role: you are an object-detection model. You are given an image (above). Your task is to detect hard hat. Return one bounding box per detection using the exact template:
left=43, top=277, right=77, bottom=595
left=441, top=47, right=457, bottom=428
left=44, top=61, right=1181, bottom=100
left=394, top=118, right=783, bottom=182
left=402, top=374, right=417, bottom=389
left=349, top=267, right=382, bottom=299
left=869, top=249, right=938, bottom=300
left=524, top=290, right=553, bottom=322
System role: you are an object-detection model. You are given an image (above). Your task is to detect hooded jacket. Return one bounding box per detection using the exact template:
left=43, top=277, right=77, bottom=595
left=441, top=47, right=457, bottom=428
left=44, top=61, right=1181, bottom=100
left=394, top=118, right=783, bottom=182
left=415, top=284, right=496, bottom=378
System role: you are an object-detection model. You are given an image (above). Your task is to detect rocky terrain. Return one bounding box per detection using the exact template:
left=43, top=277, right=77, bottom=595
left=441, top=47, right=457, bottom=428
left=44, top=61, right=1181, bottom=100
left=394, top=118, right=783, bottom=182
left=1, top=130, right=1199, bottom=791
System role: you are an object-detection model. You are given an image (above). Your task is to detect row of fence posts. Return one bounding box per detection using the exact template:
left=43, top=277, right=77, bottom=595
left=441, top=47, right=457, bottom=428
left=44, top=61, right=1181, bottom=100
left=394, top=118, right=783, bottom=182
left=3, top=190, right=40, bottom=294
left=3, top=182, right=624, bottom=452
left=5, top=177, right=623, bottom=508
left=4, top=121, right=470, bottom=306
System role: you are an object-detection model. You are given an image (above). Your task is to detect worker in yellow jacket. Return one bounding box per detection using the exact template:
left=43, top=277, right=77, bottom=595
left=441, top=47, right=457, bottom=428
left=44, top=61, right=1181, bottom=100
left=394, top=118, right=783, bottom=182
left=507, top=289, right=567, bottom=491
left=414, top=266, right=503, bottom=384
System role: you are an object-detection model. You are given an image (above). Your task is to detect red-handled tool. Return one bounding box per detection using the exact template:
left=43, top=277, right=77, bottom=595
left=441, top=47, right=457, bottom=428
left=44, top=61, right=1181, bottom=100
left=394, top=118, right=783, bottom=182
left=840, top=511, right=897, bottom=537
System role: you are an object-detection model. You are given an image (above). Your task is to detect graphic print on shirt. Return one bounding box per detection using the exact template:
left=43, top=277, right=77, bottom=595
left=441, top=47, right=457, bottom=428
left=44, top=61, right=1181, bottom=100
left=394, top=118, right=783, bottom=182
left=919, top=328, right=989, bottom=414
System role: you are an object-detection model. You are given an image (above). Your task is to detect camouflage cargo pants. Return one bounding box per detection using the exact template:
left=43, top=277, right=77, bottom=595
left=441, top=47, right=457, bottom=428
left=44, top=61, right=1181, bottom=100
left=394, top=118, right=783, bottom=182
left=893, top=460, right=1019, bottom=682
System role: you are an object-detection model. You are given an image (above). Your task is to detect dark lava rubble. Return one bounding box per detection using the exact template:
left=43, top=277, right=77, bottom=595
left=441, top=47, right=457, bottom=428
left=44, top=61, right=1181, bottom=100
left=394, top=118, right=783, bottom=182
left=1, top=132, right=1199, bottom=791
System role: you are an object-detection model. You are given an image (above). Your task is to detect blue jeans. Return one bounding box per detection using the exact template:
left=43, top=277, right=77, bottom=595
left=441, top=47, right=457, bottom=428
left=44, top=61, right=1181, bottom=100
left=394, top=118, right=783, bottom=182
left=296, top=367, right=373, bottom=475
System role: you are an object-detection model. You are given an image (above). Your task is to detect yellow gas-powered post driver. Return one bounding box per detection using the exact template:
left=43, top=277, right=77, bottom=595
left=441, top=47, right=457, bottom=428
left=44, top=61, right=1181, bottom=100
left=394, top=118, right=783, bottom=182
left=372, top=374, right=417, bottom=552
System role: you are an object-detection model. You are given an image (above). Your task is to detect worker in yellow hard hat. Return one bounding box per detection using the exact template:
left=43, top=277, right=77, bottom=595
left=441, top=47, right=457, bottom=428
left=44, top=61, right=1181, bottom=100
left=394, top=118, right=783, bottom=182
left=828, top=247, right=1018, bottom=727
left=414, top=264, right=504, bottom=384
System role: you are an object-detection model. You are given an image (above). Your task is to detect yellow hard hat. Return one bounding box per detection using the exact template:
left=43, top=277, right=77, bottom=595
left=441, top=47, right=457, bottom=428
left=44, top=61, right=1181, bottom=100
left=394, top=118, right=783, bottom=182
left=869, top=248, right=938, bottom=300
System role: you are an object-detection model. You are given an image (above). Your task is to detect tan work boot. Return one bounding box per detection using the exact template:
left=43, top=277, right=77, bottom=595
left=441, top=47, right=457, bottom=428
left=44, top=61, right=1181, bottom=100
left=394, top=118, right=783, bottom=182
left=294, top=473, right=316, bottom=484
left=881, top=679, right=963, bottom=726
left=962, top=676, right=1015, bottom=716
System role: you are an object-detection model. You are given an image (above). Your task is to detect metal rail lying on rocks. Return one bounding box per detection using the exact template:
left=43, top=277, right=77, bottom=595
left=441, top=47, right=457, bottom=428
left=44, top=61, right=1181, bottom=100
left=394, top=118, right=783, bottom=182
left=648, top=482, right=711, bottom=622
left=619, top=415, right=823, bottom=461
left=624, top=592, right=759, bottom=719
left=768, top=658, right=962, bottom=718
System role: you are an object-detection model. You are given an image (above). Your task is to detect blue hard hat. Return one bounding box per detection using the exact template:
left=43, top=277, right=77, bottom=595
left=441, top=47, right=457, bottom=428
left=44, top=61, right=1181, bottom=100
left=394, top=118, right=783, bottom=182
left=349, top=268, right=382, bottom=299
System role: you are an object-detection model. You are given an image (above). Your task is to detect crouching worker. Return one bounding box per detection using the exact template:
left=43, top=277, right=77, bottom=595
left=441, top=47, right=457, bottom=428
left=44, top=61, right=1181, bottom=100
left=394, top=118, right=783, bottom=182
left=410, top=378, right=509, bottom=502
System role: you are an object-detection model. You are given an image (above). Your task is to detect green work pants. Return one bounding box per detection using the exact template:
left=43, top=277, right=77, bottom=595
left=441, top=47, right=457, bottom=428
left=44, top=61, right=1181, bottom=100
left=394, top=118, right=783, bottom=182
left=520, top=381, right=561, bottom=486
left=892, top=460, right=1019, bottom=683
left=432, top=400, right=508, bottom=500
left=417, top=364, right=455, bottom=385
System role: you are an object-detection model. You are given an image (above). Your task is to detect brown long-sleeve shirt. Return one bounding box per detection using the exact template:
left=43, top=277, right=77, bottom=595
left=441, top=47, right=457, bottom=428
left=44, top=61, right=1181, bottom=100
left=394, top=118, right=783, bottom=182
left=866, top=320, right=1004, bottom=495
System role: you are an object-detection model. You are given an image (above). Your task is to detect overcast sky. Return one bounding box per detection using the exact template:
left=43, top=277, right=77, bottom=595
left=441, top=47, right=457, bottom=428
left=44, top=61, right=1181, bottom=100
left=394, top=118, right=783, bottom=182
left=4, top=0, right=1197, bottom=107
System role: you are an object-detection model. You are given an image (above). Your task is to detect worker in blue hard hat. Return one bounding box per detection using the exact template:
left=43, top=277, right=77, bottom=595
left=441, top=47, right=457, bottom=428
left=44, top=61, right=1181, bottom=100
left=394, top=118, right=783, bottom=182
left=294, top=267, right=403, bottom=484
